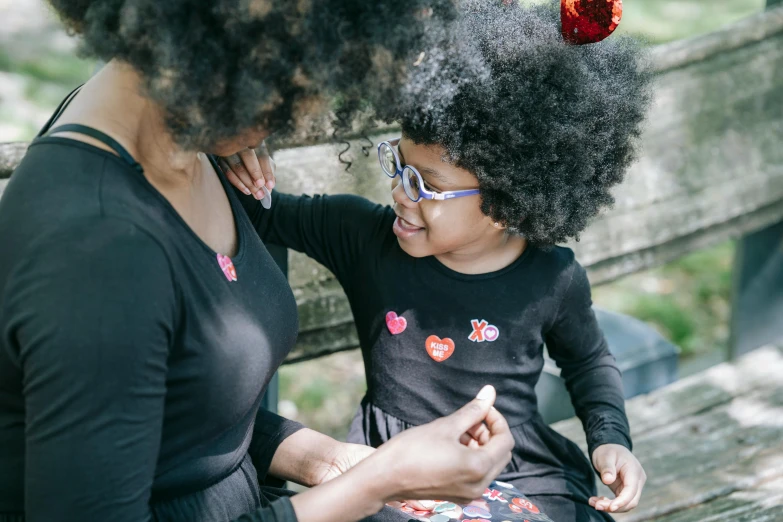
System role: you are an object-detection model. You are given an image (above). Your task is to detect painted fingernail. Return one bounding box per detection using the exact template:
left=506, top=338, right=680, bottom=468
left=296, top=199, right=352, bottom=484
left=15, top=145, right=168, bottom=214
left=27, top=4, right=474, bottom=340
left=253, top=191, right=262, bottom=200
left=254, top=179, right=265, bottom=189
left=476, top=385, right=494, bottom=400
left=267, top=179, right=275, bottom=190
left=243, top=188, right=251, bottom=195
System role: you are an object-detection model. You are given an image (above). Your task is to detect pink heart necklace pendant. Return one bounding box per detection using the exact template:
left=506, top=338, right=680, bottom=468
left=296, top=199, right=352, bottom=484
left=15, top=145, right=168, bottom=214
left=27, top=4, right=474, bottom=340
left=216, top=253, right=238, bottom=282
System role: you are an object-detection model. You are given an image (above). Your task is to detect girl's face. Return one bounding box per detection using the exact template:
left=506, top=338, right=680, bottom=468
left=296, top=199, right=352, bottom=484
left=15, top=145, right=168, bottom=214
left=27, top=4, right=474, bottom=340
left=391, top=137, right=498, bottom=259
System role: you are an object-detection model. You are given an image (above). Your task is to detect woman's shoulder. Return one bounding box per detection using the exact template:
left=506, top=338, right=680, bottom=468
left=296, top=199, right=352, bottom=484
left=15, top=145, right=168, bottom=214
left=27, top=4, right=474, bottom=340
left=1, top=142, right=178, bottom=304
left=7, top=139, right=179, bottom=252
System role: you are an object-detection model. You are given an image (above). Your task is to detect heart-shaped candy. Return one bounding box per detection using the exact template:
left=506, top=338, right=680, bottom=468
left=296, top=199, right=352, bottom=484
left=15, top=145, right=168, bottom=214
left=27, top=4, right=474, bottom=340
left=425, top=335, right=455, bottom=362
left=386, top=311, right=408, bottom=335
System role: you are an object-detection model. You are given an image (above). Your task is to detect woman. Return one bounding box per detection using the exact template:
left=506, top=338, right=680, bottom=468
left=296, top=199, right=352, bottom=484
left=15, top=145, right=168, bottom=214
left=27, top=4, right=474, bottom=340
left=0, top=1, right=514, bottom=521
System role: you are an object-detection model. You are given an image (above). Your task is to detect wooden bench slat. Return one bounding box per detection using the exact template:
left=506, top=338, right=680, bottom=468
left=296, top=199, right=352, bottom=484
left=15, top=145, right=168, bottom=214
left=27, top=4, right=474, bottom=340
left=551, top=345, right=783, bottom=522
left=552, top=345, right=783, bottom=448
left=647, top=476, right=783, bottom=522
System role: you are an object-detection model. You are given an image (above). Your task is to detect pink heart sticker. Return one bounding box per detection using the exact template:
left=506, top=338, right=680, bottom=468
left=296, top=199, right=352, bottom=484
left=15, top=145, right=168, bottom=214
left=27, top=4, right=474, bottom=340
left=386, top=311, right=408, bottom=335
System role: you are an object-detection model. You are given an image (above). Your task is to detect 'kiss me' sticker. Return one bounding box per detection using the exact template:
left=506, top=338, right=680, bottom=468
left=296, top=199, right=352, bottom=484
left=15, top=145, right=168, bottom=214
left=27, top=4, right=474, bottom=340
left=425, top=335, right=455, bottom=362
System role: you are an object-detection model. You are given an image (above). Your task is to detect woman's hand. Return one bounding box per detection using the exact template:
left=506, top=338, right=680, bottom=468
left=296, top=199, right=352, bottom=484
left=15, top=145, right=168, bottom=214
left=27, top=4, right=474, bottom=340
left=289, top=385, right=515, bottom=522
left=218, top=141, right=276, bottom=201
left=589, top=444, right=647, bottom=513
left=370, top=385, right=514, bottom=505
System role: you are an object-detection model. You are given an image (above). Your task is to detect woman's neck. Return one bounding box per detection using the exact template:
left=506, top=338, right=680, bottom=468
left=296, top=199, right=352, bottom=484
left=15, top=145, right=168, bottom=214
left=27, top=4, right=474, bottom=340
left=53, top=60, right=200, bottom=187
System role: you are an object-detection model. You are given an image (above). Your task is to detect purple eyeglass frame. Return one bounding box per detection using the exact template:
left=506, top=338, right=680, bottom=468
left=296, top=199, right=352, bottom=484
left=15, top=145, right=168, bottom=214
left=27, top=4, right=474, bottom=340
left=377, top=138, right=481, bottom=202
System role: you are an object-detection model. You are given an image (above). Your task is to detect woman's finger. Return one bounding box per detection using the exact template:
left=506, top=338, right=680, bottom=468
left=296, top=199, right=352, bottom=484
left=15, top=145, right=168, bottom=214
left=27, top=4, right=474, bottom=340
left=446, top=385, right=496, bottom=435
left=466, top=407, right=513, bottom=485
left=458, top=422, right=489, bottom=447
left=226, top=154, right=265, bottom=199
left=481, top=406, right=514, bottom=458
left=405, top=500, right=435, bottom=511
left=219, top=159, right=252, bottom=196
left=469, top=422, right=491, bottom=446
left=238, top=147, right=266, bottom=190
left=256, top=141, right=276, bottom=190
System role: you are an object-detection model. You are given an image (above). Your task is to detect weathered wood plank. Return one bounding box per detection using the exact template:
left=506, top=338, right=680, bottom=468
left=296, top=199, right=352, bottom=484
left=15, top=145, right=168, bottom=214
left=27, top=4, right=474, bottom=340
left=648, top=476, right=783, bottom=522
left=648, top=5, right=783, bottom=72
left=551, top=345, right=783, bottom=522
left=618, top=390, right=783, bottom=521
left=0, top=143, right=28, bottom=179
left=617, top=441, right=783, bottom=522
left=552, top=345, right=783, bottom=448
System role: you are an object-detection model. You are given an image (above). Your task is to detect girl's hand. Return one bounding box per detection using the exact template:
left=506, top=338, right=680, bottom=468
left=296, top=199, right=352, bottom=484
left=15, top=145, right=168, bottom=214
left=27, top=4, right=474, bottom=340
left=219, top=141, right=276, bottom=200
left=371, top=385, right=514, bottom=505
left=589, top=444, right=647, bottom=513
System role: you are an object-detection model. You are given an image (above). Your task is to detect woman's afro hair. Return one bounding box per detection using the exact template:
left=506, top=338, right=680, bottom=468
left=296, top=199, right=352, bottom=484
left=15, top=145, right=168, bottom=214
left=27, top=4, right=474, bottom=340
left=394, top=0, right=654, bottom=246
left=46, top=0, right=458, bottom=149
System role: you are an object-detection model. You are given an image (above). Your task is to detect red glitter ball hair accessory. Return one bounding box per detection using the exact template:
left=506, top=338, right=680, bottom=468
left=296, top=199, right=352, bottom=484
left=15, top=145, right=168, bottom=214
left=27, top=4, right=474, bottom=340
left=561, top=0, right=623, bottom=44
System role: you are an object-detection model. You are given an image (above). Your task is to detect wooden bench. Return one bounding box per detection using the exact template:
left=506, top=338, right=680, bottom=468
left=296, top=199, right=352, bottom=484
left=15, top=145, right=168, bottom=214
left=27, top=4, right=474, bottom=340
left=553, top=343, right=783, bottom=521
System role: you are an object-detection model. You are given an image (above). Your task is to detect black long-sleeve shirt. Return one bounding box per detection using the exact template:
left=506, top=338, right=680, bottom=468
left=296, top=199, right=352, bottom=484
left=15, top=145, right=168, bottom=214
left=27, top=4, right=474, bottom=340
left=240, top=192, right=631, bottom=497
left=0, top=137, right=303, bottom=522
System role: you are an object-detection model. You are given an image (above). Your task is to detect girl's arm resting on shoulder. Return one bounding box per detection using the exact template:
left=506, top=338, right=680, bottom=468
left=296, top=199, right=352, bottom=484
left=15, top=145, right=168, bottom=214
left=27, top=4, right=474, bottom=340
left=543, top=262, right=632, bottom=459
left=237, top=191, right=391, bottom=285
left=4, top=221, right=175, bottom=522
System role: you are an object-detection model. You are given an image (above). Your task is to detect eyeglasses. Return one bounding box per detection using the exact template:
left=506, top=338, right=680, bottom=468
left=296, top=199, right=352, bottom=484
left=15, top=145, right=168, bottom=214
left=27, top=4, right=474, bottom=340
left=377, top=138, right=480, bottom=203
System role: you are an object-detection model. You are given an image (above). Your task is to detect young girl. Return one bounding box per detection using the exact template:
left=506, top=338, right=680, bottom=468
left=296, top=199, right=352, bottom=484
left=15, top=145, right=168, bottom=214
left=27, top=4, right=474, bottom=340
left=224, top=1, right=651, bottom=520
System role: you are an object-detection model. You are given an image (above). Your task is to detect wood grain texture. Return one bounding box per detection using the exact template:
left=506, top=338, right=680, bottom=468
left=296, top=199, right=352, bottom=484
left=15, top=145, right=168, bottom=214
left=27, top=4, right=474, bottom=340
left=0, top=143, right=28, bottom=178
left=553, top=344, right=783, bottom=522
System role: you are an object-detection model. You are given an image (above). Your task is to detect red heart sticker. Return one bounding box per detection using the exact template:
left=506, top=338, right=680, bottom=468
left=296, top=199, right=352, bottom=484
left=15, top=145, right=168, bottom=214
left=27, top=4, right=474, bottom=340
left=425, top=335, right=455, bottom=362
left=386, top=312, right=408, bottom=335
left=561, top=0, right=623, bottom=45
left=512, top=498, right=540, bottom=514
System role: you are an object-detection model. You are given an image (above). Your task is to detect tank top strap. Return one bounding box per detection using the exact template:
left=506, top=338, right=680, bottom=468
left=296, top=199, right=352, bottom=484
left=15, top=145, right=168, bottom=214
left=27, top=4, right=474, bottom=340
left=46, top=123, right=143, bottom=174
left=36, top=85, right=144, bottom=174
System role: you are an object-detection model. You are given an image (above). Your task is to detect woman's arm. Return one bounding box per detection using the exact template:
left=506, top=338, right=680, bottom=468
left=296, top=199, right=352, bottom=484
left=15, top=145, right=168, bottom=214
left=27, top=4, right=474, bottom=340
left=5, top=220, right=174, bottom=521
left=265, top=427, right=375, bottom=487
